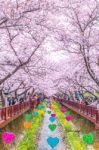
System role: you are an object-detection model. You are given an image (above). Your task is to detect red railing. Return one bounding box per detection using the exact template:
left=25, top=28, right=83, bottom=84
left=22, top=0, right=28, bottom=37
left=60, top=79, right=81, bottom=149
left=61, top=100, right=99, bottom=128
left=0, top=100, right=34, bottom=121
left=0, top=97, right=41, bottom=128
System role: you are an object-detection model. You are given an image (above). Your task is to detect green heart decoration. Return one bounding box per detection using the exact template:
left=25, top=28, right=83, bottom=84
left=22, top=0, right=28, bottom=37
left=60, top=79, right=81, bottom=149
left=64, top=111, right=70, bottom=116
left=25, top=114, right=32, bottom=121
left=48, top=124, right=57, bottom=131
left=83, top=133, right=94, bottom=144
left=47, top=111, right=51, bottom=114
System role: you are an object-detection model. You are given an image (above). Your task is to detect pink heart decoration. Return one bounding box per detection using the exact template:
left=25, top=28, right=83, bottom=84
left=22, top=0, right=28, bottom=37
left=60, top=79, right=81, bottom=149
left=51, top=114, right=56, bottom=117
left=2, top=132, right=15, bottom=144
left=49, top=106, right=51, bottom=109
left=65, top=115, right=72, bottom=121
left=61, top=107, right=66, bottom=113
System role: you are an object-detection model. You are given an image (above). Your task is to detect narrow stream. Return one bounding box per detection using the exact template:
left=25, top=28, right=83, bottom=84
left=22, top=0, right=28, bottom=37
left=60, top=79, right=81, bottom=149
left=37, top=108, right=66, bottom=150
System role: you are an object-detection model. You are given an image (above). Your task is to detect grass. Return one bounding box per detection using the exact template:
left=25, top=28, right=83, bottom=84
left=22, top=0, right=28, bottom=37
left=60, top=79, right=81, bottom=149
left=68, top=108, right=95, bottom=133
left=52, top=102, right=87, bottom=150
left=65, top=106, right=99, bottom=150
left=16, top=105, right=45, bottom=150
left=0, top=113, right=25, bottom=150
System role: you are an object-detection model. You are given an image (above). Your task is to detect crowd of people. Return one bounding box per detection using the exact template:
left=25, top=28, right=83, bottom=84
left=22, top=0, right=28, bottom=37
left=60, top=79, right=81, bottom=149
left=67, top=93, right=99, bottom=109
left=7, top=97, right=24, bottom=106
left=57, top=92, right=99, bottom=109
left=6, top=93, right=45, bottom=107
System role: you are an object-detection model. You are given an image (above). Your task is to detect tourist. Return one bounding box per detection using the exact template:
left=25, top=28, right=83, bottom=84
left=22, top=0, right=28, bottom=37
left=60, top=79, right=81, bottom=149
left=7, top=97, right=11, bottom=106
left=19, top=97, right=24, bottom=103
left=12, top=97, right=16, bottom=105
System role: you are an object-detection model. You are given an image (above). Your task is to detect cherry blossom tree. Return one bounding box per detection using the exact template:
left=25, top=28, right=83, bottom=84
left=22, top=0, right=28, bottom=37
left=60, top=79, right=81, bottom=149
left=41, top=0, right=99, bottom=99
left=0, top=0, right=49, bottom=106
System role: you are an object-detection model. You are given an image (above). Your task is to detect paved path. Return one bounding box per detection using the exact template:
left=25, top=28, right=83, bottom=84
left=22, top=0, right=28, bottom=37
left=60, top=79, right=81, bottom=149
left=37, top=108, right=66, bottom=150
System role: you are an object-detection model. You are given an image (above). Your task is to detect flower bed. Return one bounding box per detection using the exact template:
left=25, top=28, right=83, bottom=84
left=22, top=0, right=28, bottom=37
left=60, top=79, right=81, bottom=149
left=52, top=102, right=87, bottom=150
left=17, top=107, right=45, bottom=150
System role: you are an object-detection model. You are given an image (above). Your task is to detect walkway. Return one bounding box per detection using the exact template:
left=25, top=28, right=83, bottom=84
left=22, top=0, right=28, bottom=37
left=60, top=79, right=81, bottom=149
left=37, top=107, right=66, bottom=150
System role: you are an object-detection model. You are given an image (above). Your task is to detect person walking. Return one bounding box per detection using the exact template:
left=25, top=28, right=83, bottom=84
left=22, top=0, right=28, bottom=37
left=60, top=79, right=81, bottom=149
left=7, top=97, right=12, bottom=106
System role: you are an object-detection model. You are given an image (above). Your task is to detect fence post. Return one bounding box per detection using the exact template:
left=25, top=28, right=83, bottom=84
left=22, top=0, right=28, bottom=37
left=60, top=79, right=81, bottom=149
left=78, top=103, right=81, bottom=112
left=5, top=108, right=7, bottom=120
left=96, top=109, right=99, bottom=124
left=91, top=108, right=93, bottom=117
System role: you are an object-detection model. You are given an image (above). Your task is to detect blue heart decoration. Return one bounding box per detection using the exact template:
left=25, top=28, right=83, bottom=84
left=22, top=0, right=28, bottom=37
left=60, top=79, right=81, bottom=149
left=37, top=105, right=45, bottom=109
left=41, top=105, right=45, bottom=108
left=37, top=105, right=42, bottom=109
left=47, top=137, right=59, bottom=148
left=33, top=112, right=38, bottom=117
left=49, top=117, right=56, bottom=123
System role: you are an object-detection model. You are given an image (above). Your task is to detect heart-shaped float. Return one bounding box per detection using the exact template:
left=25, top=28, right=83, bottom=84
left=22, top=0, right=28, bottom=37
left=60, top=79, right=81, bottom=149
left=61, top=107, right=66, bottom=113
left=37, top=105, right=45, bottom=109
left=51, top=114, right=56, bottom=117
left=47, top=111, right=51, bottom=114
left=83, top=133, right=94, bottom=144
left=52, top=105, right=56, bottom=109
left=49, top=117, right=56, bottom=123
left=33, top=112, right=38, bottom=117
left=65, top=115, right=72, bottom=121
left=41, top=105, right=45, bottom=109
left=47, top=137, right=59, bottom=148
left=64, top=111, right=70, bottom=116
left=37, top=105, right=42, bottom=109
left=24, top=122, right=31, bottom=129
left=25, top=114, right=32, bottom=121
left=48, top=105, right=51, bottom=109
left=2, top=132, right=15, bottom=144
left=48, top=124, right=57, bottom=131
